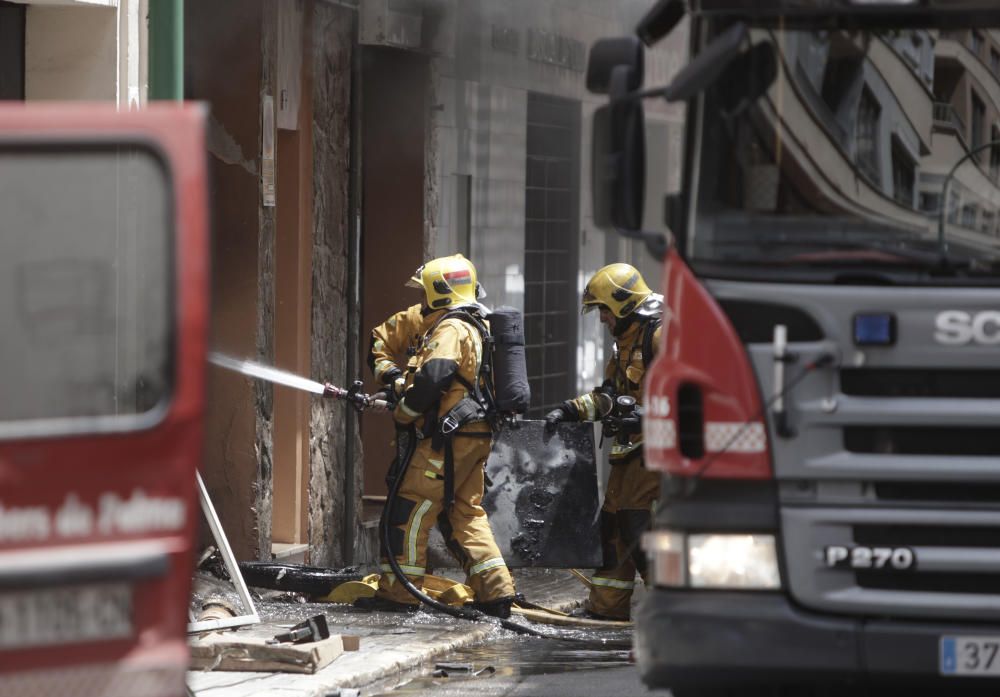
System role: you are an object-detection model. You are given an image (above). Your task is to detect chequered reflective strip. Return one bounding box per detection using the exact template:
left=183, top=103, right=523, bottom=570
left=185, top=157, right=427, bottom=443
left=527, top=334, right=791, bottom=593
left=578, top=393, right=597, bottom=421
left=408, top=499, right=433, bottom=564
left=591, top=576, right=635, bottom=590
left=3, top=662, right=183, bottom=697
left=469, top=556, right=507, bottom=576
left=644, top=417, right=677, bottom=449
left=704, top=422, right=767, bottom=453
left=610, top=441, right=642, bottom=458
left=398, top=398, right=421, bottom=418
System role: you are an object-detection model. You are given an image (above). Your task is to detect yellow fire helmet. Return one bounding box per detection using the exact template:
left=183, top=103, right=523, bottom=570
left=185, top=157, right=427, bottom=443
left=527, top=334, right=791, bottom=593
left=406, top=253, right=484, bottom=310
left=581, top=263, right=653, bottom=318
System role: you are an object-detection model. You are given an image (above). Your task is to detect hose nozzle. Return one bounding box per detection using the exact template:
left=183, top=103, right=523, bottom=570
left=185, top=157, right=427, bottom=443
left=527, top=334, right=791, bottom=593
left=322, top=382, right=346, bottom=399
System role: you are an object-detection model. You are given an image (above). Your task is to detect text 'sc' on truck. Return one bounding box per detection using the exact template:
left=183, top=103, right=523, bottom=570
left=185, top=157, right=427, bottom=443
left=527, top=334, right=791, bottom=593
left=0, top=104, right=209, bottom=697
left=589, top=1, right=1000, bottom=694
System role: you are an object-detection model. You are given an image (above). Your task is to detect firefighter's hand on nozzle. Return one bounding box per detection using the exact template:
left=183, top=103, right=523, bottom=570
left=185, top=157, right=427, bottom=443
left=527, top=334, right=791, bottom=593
left=369, top=387, right=395, bottom=411
left=544, top=406, right=569, bottom=433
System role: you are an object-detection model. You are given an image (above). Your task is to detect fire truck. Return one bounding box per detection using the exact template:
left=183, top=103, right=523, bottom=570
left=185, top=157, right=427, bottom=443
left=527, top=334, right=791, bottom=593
left=589, top=0, right=1000, bottom=693
left=0, top=105, right=208, bottom=697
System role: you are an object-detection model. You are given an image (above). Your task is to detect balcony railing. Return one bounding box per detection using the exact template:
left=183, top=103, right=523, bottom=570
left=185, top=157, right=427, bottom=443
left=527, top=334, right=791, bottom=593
left=933, top=102, right=966, bottom=134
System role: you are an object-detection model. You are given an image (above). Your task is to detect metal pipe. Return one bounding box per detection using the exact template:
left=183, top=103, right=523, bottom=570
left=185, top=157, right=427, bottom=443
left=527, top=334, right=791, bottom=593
left=148, top=0, right=184, bottom=101
left=342, top=9, right=364, bottom=565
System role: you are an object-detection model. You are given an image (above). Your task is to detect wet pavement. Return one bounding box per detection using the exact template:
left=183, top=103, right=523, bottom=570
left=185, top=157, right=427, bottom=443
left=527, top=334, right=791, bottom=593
left=187, top=568, right=595, bottom=697
left=367, top=634, right=673, bottom=697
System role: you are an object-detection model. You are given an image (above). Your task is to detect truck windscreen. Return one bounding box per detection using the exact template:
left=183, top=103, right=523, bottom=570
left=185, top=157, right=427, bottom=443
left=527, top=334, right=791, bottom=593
left=688, top=25, right=1000, bottom=284
left=0, top=145, right=172, bottom=431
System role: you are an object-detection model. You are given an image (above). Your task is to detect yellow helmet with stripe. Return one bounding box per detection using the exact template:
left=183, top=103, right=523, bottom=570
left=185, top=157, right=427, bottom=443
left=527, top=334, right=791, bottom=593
left=406, top=254, right=482, bottom=309
left=582, top=263, right=652, bottom=318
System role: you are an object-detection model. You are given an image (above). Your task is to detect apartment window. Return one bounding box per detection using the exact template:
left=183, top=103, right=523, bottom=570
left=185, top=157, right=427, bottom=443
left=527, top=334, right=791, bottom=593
left=919, top=192, right=940, bottom=214
left=856, top=88, right=881, bottom=184
left=962, top=203, right=978, bottom=229
left=821, top=57, right=860, bottom=113
left=982, top=211, right=995, bottom=236
left=0, top=1, right=25, bottom=99
left=891, top=140, right=915, bottom=208
left=524, top=93, right=580, bottom=416
left=992, top=49, right=1000, bottom=76
left=972, top=31, right=984, bottom=57
left=972, top=91, right=986, bottom=153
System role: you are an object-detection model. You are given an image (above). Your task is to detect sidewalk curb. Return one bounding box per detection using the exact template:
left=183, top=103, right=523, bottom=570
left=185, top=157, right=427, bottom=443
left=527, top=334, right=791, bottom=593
left=187, top=572, right=586, bottom=697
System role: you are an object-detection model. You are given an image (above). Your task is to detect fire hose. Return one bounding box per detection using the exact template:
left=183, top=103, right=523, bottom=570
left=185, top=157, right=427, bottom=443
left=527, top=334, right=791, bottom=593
left=319, top=383, right=547, bottom=635
left=322, top=383, right=626, bottom=636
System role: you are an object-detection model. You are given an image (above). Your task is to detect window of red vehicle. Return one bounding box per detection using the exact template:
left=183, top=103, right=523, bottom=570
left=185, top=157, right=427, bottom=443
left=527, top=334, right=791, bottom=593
left=0, top=145, right=172, bottom=435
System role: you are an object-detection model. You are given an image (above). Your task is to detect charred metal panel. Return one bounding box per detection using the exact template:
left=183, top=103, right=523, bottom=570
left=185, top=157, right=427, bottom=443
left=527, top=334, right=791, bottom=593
left=429, top=420, right=602, bottom=569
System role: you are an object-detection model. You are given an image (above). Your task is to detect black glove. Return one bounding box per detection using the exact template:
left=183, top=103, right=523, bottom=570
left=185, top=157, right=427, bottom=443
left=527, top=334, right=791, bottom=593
left=618, top=407, right=643, bottom=435
left=545, top=406, right=570, bottom=433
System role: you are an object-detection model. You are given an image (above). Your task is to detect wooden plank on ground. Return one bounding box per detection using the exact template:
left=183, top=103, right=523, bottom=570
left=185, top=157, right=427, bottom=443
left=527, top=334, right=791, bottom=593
left=189, top=631, right=358, bottom=674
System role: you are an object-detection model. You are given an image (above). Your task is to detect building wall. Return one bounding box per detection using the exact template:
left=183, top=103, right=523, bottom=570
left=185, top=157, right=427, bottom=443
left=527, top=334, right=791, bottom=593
left=185, top=0, right=270, bottom=560
left=19, top=0, right=146, bottom=106
left=422, top=0, right=687, bottom=402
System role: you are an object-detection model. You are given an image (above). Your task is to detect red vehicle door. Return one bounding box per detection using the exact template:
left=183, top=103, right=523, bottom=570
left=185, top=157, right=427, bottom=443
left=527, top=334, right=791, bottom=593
left=0, top=104, right=209, bottom=697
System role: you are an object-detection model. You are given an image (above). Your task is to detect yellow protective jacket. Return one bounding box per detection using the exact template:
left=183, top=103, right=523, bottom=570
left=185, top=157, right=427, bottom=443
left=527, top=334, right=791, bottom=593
left=368, top=303, right=431, bottom=387
left=393, top=309, right=489, bottom=431
left=567, top=317, right=661, bottom=462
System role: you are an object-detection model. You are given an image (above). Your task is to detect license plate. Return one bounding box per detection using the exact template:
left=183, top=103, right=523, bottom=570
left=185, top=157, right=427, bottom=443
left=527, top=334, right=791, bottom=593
left=941, top=636, right=1000, bottom=676
left=0, top=584, right=132, bottom=650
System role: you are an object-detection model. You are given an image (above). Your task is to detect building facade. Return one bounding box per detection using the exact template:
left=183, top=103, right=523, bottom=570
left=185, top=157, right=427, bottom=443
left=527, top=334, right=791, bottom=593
left=1, top=0, right=691, bottom=567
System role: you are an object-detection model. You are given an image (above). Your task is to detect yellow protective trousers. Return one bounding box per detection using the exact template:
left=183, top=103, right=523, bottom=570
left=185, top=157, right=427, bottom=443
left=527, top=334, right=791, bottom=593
left=377, top=430, right=516, bottom=605
left=587, top=454, right=660, bottom=620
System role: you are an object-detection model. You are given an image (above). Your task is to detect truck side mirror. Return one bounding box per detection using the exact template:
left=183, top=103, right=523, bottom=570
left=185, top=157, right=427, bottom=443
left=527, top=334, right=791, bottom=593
left=663, top=22, right=748, bottom=103
left=636, top=0, right=686, bottom=47
left=592, top=98, right=645, bottom=232
left=586, top=37, right=644, bottom=95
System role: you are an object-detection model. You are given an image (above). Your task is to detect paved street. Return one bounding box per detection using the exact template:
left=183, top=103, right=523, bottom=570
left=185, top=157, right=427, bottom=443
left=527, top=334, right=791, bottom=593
left=368, top=635, right=673, bottom=697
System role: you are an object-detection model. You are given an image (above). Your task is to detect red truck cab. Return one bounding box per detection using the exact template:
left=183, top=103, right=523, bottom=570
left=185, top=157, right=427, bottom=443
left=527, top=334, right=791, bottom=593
left=0, top=104, right=209, bottom=697
left=589, top=1, right=1000, bottom=694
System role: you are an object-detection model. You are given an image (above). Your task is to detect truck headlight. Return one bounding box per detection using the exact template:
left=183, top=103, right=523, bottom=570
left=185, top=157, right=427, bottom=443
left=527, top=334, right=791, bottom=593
left=643, top=531, right=781, bottom=590
left=688, top=534, right=780, bottom=589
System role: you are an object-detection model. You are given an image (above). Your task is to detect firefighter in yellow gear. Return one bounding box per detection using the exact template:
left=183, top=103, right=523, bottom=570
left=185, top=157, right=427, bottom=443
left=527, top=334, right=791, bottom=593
left=545, top=263, right=662, bottom=620
left=368, top=303, right=431, bottom=403
left=370, top=254, right=517, bottom=617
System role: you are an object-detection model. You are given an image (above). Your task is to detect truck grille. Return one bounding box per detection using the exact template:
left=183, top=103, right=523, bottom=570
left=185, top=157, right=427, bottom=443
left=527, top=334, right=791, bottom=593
left=854, top=524, right=1000, bottom=548
left=782, top=508, right=1000, bottom=620
left=844, top=426, right=1000, bottom=456
left=840, top=368, right=1000, bottom=398
left=710, top=279, right=1000, bottom=621
left=856, top=572, right=1000, bottom=595
left=875, top=482, right=1000, bottom=504
left=855, top=524, right=1000, bottom=596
